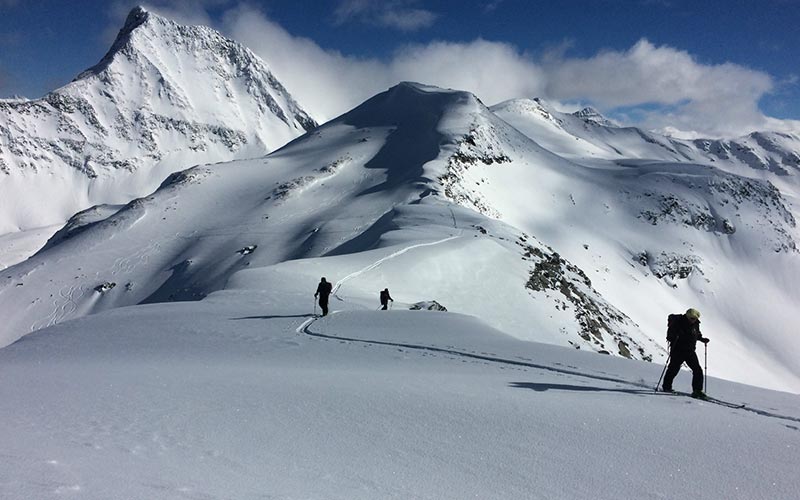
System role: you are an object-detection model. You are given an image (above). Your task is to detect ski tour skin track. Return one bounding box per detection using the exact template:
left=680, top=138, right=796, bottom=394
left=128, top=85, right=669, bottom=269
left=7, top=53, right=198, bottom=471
left=296, top=313, right=800, bottom=427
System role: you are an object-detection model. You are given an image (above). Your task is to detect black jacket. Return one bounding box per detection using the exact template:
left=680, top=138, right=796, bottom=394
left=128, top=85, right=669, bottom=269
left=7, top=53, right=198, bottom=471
left=380, top=290, right=392, bottom=304
left=316, top=281, right=332, bottom=297
left=667, top=314, right=705, bottom=352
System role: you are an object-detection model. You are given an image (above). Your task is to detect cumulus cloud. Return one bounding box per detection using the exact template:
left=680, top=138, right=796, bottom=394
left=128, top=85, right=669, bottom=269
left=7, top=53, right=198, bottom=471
left=541, top=40, right=775, bottom=136
left=388, top=40, right=545, bottom=106
left=224, top=6, right=544, bottom=122
left=333, top=0, right=437, bottom=31
left=222, top=4, right=392, bottom=121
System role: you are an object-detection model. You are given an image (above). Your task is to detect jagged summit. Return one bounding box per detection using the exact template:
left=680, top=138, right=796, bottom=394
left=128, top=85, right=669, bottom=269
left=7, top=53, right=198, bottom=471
left=119, top=5, right=151, bottom=37
left=76, top=6, right=154, bottom=79
left=71, top=5, right=315, bottom=134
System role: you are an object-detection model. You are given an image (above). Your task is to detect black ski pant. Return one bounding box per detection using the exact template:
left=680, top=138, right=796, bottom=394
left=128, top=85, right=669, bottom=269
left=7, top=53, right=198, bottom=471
left=318, top=295, right=330, bottom=316
left=663, top=349, right=704, bottom=392
left=381, top=301, right=388, bottom=310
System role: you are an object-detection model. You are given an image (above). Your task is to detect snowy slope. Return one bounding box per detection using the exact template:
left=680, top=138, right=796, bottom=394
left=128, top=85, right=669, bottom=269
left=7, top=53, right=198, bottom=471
left=1, top=292, right=798, bottom=499
left=489, top=97, right=800, bottom=392
left=0, top=6, right=315, bottom=260
left=492, top=98, right=800, bottom=190
left=2, top=82, right=798, bottom=393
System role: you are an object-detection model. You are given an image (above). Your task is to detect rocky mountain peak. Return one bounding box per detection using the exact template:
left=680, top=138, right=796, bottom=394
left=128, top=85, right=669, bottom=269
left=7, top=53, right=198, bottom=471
left=572, top=106, right=616, bottom=127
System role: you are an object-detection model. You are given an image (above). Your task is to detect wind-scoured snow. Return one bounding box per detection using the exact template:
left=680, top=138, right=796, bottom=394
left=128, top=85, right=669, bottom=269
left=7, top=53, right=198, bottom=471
left=0, top=7, right=315, bottom=264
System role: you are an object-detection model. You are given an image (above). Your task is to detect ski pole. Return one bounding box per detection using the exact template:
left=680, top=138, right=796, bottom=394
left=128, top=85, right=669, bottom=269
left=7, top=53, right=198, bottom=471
left=704, top=341, right=708, bottom=393
left=655, top=350, right=671, bottom=392
left=313, top=296, right=317, bottom=316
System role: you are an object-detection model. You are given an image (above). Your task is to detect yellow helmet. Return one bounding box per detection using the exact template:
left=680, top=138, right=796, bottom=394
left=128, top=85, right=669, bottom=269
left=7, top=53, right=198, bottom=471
left=685, top=308, right=701, bottom=320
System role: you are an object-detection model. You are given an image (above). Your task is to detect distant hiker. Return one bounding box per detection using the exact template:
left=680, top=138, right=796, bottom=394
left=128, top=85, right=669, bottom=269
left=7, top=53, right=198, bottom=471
left=380, top=288, right=393, bottom=310
left=315, top=277, right=333, bottom=316
left=661, top=308, right=710, bottom=398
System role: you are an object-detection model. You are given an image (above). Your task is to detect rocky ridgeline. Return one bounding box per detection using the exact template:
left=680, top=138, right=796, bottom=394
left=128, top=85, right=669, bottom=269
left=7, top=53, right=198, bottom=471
left=632, top=173, right=796, bottom=253
left=439, top=124, right=510, bottom=218
left=518, top=234, right=652, bottom=361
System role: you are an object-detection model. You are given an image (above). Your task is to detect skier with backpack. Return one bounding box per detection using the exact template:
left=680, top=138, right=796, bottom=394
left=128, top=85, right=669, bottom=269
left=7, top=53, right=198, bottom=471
left=661, top=308, right=710, bottom=398
left=314, top=277, right=333, bottom=316
left=379, top=288, right=393, bottom=310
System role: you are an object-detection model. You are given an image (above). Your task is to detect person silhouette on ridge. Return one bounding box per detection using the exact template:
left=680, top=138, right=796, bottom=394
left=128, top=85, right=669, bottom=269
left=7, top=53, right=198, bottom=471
left=315, top=277, right=333, bottom=316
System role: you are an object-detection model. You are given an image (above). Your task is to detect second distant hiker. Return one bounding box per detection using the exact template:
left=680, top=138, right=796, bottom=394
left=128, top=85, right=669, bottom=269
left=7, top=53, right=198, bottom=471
left=380, top=288, right=393, bottom=310
left=315, top=277, right=333, bottom=316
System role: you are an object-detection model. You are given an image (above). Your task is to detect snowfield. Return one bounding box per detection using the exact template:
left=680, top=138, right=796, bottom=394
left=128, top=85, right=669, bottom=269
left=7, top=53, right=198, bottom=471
left=1, top=289, right=798, bottom=499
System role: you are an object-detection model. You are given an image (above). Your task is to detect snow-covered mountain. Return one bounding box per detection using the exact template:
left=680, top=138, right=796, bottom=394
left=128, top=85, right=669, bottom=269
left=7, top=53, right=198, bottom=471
left=0, top=6, right=315, bottom=265
left=2, top=82, right=799, bottom=393
left=492, top=98, right=800, bottom=185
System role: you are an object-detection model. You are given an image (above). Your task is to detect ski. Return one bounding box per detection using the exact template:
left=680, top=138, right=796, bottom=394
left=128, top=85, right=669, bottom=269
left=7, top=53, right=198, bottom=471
left=663, top=391, right=746, bottom=409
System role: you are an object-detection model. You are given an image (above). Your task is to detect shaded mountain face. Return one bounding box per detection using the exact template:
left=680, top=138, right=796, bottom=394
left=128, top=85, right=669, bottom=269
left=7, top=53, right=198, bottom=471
left=0, top=6, right=316, bottom=236
left=2, top=81, right=799, bottom=392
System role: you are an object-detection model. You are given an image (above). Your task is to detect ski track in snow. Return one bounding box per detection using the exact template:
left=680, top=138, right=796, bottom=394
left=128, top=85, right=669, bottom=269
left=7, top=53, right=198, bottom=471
left=33, top=283, right=90, bottom=332
left=295, top=316, right=800, bottom=425
left=30, top=239, right=164, bottom=333
left=331, top=234, right=462, bottom=297
left=109, top=239, right=162, bottom=275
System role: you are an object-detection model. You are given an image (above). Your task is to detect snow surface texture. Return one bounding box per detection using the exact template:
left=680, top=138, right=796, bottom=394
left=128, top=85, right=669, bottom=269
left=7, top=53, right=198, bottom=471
left=0, top=7, right=315, bottom=261
left=2, top=81, right=799, bottom=394
left=1, top=290, right=799, bottom=499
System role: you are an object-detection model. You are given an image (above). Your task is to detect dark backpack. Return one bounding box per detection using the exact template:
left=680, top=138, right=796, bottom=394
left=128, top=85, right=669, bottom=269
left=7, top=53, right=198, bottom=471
left=666, top=314, right=682, bottom=343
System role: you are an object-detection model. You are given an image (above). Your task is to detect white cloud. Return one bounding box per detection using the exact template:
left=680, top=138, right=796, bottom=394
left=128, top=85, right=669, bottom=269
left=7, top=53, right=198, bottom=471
left=224, top=8, right=545, bottom=123
left=334, top=0, right=437, bottom=31
left=222, top=4, right=392, bottom=122
left=388, top=40, right=546, bottom=106
left=541, top=39, right=776, bottom=136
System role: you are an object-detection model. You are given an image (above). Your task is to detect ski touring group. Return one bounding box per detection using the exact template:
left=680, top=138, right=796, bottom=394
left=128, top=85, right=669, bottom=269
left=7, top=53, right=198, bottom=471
left=313, top=277, right=393, bottom=317
left=313, top=276, right=713, bottom=399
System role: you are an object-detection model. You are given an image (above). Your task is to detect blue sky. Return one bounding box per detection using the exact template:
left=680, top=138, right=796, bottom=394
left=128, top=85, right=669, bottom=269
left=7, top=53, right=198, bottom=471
left=1, top=0, right=798, bottom=136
